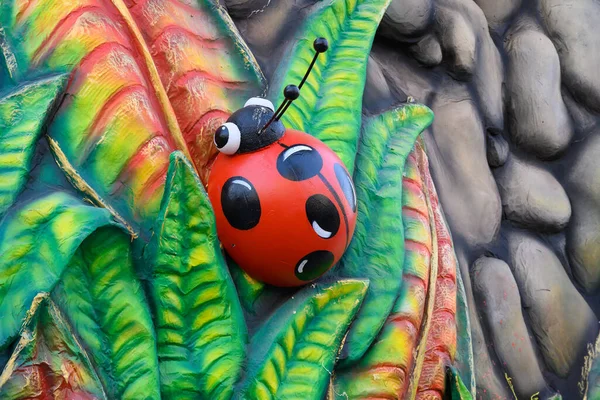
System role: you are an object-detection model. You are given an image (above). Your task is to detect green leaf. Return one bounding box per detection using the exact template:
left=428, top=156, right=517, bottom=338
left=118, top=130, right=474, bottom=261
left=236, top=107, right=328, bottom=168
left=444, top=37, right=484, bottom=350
left=238, top=279, right=369, bottom=400
left=334, top=104, right=434, bottom=366
left=1, top=0, right=266, bottom=238
left=454, top=265, right=476, bottom=398
left=268, top=0, right=392, bottom=173
left=446, top=367, right=474, bottom=400
left=0, top=74, right=67, bottom=217
left=0, top=294, right=107, bottom=399
left=51, top=226, right=160, bottom=400
left=331, top=146, right=434, bottom=398
left=227, top=255, right=267, bottom=314
left=144, top=151, right=246, bottom=400
left=0, top=192, right=118, bottom=350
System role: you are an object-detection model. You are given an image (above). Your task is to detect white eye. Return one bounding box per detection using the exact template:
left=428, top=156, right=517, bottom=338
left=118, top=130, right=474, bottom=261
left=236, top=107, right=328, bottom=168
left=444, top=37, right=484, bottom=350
left=244, top=97, right=274, bottom=111
left=214, top=122, right=241, bottom=155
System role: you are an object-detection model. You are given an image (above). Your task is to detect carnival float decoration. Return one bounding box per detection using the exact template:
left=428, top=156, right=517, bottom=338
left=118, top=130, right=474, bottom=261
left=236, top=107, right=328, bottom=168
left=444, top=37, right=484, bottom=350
left=1, top=0, right=595, bottom=398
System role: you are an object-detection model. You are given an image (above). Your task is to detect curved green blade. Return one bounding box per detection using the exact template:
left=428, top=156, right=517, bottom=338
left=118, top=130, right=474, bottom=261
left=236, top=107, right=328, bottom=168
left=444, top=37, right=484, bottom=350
left=446, top=366, right=474, bottom=400
left=0, top=192, right=118, bottom=350
left=0, top=74, right=67, bottom=217
left=454, top=265, right=476, bottom=397
left=268, top=0, right=392, bottom=173
left=334, top=104, right=434, bottom=366
left=332, top=146, right=434, bottom=398
left=51, top=226, right=160, bottom=400
left=237, top=279, right=369, bottom=400
left=0, top=294, right=107, bottom=399
left=144, top=151, right=246, bottom=400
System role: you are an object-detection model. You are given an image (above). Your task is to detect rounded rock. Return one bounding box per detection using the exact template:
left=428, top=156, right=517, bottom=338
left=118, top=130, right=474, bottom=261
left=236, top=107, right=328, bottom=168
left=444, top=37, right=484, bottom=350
left=540, top=0, right=600, bottom=113
left=474, top=0, right=522, bottom=28
left=409, top=34, right=442, bottom=67
left=437, top=10, right=476, bottom=80
left=379, top=0, right=434, bottom=39
left=506, top=229, right=598, bottom=378
left=505, top=28, right=574, bottom=159
left=472, top=256, right=550, bottom=398
left=426, top=92, right=502, bottom=248
left=436, top=2, right=504, bottom=132
left=565, top=131, right=600, bottom=293
left=494, top=156, right=571, bottom=232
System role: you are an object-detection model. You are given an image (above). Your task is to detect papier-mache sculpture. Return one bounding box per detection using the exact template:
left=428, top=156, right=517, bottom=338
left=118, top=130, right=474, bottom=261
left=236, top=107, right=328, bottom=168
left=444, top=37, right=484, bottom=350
left=209, top=38, right=358, bottom=287
left=3, top=0, right=599, bottom=398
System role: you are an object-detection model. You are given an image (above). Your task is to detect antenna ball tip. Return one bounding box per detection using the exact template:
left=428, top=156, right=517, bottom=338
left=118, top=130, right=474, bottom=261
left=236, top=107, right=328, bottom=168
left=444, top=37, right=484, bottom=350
left=314, top=37, right=328, bottom=53
left=284, top=84, right=300, bottom=100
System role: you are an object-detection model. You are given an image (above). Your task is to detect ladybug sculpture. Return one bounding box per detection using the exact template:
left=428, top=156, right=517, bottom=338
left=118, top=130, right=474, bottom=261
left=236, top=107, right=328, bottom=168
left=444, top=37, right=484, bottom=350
left=207, top=38, right=357, bottom=287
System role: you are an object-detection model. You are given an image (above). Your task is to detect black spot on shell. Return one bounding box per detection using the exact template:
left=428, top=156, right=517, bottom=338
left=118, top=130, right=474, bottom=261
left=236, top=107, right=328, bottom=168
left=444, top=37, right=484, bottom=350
left=221, top=177, right=261, bottom=230
left=334, top=163, right=357, bottom=213
left=277, top=145, right=323, bottom=181
left=306, top=194, right=340, bottom=239
left=295, top=250, right=335, bottom=281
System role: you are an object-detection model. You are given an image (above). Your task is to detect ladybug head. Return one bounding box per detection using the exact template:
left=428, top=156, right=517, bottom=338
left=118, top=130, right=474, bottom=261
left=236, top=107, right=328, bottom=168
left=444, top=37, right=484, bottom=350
left=213, top=97, right=286, bottom=155
left=214, top=37, right=329, bottom=157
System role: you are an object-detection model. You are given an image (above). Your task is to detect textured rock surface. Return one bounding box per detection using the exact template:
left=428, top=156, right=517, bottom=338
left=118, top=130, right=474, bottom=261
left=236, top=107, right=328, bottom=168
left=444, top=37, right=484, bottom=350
left=540, top=0, right=600, bottom=113
left=472, top=256, right=550, bottom=398
left=409, top=34, right=442, bottom=67
left=426, top=92, right=502, bottom=248
left=474, top=0, right=521, bottom=28
left=495, top=156, right=571, bottom=231
left=506, top=229, right=598, bottom=378
left=435, top=0, right=505, bottom=131
left=565, top=130, right=600, bottom=293
left=380, top=0, right=434, bottom=39
left=505, top=25, right=573, bottom=159
left=486, top=134, right=508, bottom=168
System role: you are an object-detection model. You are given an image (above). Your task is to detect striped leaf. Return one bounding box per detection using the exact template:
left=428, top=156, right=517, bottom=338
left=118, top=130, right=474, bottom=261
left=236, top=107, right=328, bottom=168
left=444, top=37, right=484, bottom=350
left=413, top=141, right=458, bottom=400
left=126, top=0, right=266, bottom=184
left=0, top=192, right=118, bottom=351
left=0, top=0, right=264, bottom=237
left=446, top=367, right=474, bottom=400
left=0, top=74, right=67, bottom=217
left=334, top=104, right=434, bottom=367
left=0, top=294, right=106, bottom=399
left=144, top=151, right=246, bottom=400
left=268, top=0, right=392, bottom=173
left=332, top=146, right=434, bottom=398
left=453, top=264, right=476, bottom=397
left=227, top=255, right=268, bottom=315
left=238, top=279, right=369, bottom=400
left=51, top=226, right=160, bottom=399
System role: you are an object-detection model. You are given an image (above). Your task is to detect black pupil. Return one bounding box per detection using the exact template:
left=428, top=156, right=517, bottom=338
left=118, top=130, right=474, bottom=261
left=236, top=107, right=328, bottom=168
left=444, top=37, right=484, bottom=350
left=215, top=126, right=229, bottom=149
left=277, top=145, right=323, bottom=181
left=306, top=194, right=340, bottom=238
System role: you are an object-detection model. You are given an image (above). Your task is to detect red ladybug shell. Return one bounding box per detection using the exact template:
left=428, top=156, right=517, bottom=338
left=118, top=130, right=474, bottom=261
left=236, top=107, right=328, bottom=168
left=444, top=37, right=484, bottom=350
left=207, top=129, right=357, bottom=287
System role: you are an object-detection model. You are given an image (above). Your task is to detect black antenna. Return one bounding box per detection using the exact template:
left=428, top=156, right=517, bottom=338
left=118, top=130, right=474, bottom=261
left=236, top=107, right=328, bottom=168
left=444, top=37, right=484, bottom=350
left=259, top=37, right=329, bottom=134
